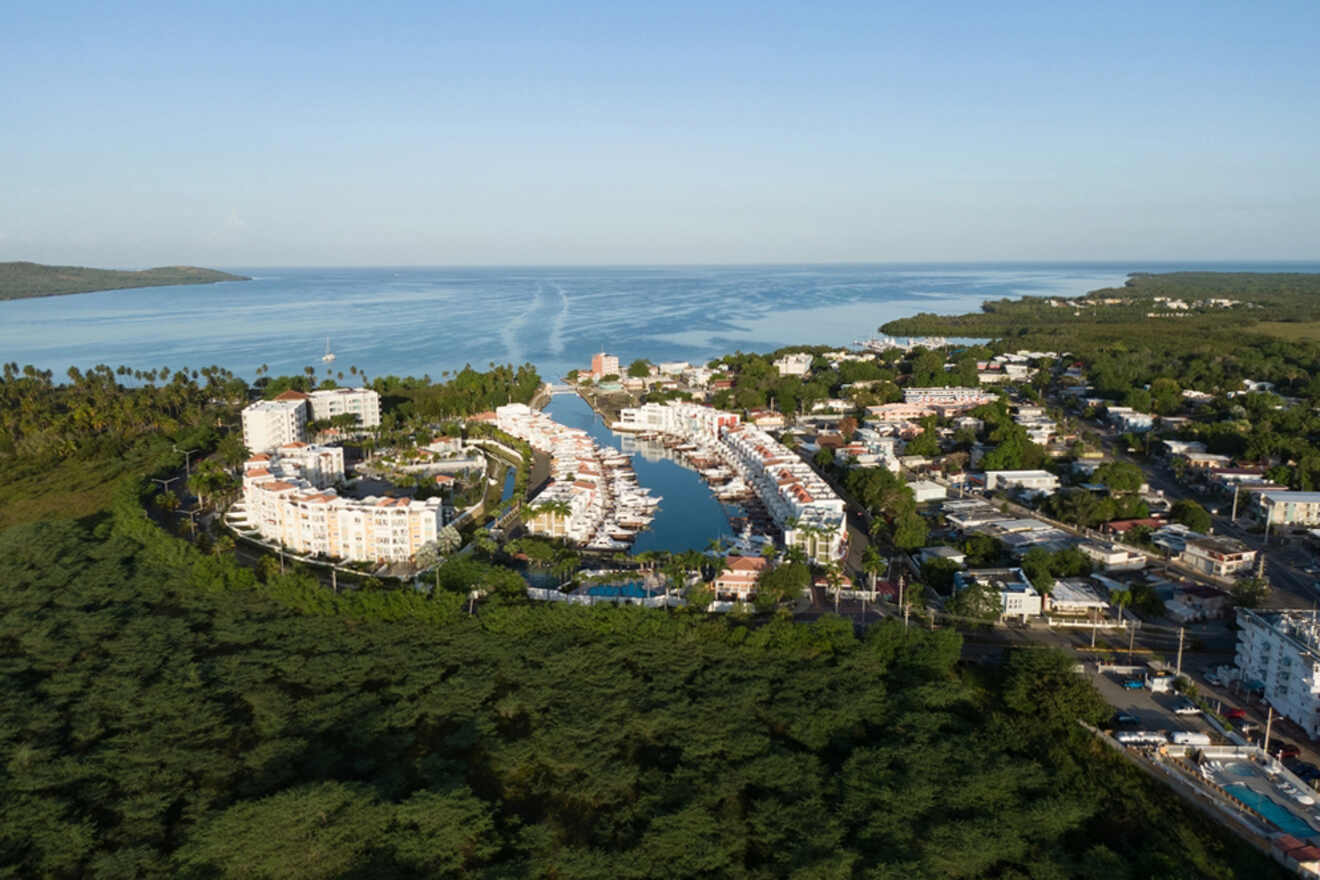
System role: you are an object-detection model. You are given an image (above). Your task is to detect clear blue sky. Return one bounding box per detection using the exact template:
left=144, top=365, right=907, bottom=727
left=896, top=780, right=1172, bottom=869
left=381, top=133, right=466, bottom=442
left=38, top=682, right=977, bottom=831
left=4, top=0, right=1317, bottom=266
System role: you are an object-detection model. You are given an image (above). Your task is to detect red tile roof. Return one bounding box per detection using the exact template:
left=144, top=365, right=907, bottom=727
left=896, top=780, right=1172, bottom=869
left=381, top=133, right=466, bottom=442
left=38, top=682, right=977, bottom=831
left=274, top=389, right=310, bottom=401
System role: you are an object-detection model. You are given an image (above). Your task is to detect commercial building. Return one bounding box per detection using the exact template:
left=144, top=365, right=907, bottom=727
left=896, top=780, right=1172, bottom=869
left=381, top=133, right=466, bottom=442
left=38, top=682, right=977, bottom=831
left=1077, top=541, right=1146, bottom=571
left=1181, top=536, right=1257, bottom=578
left=907, top=480, right=947, bottom=503
left=953, top=568, right=1042, bottom=622
left=1258, top=491, right=1320, bottom=526
left=307, top=387, right=381, bottom=427
left=241, top=396, right=309, bottom=452
left=982, top=470, right=1060, bottom=493
left=1235, top=609, right=1320, bottom=740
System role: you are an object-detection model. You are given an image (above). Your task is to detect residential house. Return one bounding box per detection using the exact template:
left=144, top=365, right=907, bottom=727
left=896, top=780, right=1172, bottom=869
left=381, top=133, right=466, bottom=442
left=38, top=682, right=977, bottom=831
left=714, top=556, right=769, bottom=600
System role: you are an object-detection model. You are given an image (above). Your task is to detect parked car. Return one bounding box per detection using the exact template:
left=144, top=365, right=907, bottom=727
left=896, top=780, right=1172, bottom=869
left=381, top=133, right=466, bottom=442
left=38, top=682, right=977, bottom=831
left=1284, top=758, right=1320, bottom=781
left=1224, top=707, right=1247, bottom=720
left=1173, top=700, right=1201, bottom=716
left=1240, top=721, right=1262, bottom=735
left=1121, top=678, right=1145, bottom=690
left=1113, top=712, right=1141, bottom=727
left=1270, top=738, right=1302, bottom=760
left=1204, top=671, right=1222, bottom=687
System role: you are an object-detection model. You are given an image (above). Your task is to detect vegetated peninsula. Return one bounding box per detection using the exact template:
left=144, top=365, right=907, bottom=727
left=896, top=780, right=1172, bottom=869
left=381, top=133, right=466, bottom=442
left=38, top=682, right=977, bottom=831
left=880, top=271, right=1320, bottom=346
left=0, top=261, right=249, bottom=301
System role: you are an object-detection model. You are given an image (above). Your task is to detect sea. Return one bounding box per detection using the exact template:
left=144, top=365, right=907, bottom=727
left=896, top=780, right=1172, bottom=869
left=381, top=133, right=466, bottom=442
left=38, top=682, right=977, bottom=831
left=6, top=261, right=1314, bottom=553
left=7, top=261, right=1315, bottom=383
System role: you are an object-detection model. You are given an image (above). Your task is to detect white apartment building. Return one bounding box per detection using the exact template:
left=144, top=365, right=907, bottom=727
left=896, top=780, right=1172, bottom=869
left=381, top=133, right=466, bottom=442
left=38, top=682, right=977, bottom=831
left=982, top=470, right=1060, bottom=493
left=903, top=387, right=994, bottom=407
left=773, top=353, right=813, bottom=376
left=241, top=474, right=442, bottom=563
left=1235, top=609, right=1320, bottom=740
left=308, top=387, right=381, bottom=428
left=1181, top=536, right=1257, bottom=578
left=245, top=442, right=345, bottom=488
left=722, top=423, right=847, bottom=563
left=615, top=401, right=742, bottom=439
left=1259, top=491, right=1320, bottom=526
left=241, top=397, right=309, bottom=452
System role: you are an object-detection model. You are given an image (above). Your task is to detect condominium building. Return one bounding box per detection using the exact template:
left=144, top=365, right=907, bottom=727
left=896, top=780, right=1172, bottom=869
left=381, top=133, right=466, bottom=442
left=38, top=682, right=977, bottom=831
left=308, top=387, right=381, bottom=428
left=1259, top=491, right=1320, bottom=526
left=244, top=442, right=345, bottom=488
left=903, top=387, right=994, bottom=409
left=241, top=397, right=309, bottom=452
left=1235, top=609, right=1320, bottom=740
left=773, top=352, right=813, bottom=376
left=238, top=442, right=439, bottom=562
left=615, top=401, right=741, bottom=439
left=590, top=351, right=620, bottom=379
left=722, top=423, right=847, bottom=563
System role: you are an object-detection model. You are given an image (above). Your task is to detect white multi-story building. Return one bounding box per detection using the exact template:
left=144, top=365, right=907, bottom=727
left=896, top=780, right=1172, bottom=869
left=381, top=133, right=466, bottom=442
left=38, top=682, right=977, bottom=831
left=245, top=442, right=345, bottom=488
left=983, top=470, right=1060, bottom=493
left=241, top=475, right=442, bottom=563
left=1181, top=536, right=1257, bottom=578
left=241, top=396, right=309, bottom=452
left=721, top=423, right=846, bottom=563
left=773, top=353, right=813, bottom=376
left=1236, top=609, right=1320, bottom=740
left=903, top=387, right=994, bottom=408
left=614, top=401, right=741, bottom=438
left=1259, top=491, right=1320, bottom=526
left=308, top=387, right=380, bottom=428
left=953, top=568, right=1042, bottom=622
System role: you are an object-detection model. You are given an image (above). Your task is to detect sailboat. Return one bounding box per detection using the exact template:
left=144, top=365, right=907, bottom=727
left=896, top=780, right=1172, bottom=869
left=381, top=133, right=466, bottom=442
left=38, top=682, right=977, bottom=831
left=321, top=337, right=336, bottom=363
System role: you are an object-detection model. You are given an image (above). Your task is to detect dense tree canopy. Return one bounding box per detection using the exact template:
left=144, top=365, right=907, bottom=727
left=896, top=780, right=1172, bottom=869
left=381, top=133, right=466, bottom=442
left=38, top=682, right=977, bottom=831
left=0, top=513, right=1287, bottom=879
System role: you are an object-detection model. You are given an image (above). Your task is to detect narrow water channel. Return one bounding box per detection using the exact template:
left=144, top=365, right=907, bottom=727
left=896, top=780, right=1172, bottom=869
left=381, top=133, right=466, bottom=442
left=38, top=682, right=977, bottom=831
left=541, top=394, right=733, bottom=554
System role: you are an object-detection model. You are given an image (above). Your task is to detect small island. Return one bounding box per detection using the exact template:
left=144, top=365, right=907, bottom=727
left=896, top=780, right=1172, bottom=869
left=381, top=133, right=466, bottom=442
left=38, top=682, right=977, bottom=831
left=0, top=261, right=249, bottom=301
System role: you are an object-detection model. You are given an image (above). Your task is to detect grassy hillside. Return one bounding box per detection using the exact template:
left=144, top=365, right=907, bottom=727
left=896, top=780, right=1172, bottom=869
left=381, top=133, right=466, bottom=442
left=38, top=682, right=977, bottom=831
left=0, top=261, right=248, bottom=300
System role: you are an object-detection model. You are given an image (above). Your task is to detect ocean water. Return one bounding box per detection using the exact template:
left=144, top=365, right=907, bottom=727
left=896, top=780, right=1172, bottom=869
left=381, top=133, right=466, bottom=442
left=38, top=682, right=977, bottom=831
left=5, top=261, right=1309, bottom=382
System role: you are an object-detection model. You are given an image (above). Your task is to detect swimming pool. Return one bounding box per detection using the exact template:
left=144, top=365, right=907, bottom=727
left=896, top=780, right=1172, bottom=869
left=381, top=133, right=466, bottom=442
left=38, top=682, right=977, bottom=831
left=1223, top=762, right=1255, bottom=778
left=1224, top=783, right=1314, bottom=836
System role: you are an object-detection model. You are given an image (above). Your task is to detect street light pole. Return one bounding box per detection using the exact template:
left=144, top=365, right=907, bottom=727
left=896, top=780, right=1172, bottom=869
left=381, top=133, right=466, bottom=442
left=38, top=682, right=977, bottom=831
left=173, top=446, right=199, bottom=478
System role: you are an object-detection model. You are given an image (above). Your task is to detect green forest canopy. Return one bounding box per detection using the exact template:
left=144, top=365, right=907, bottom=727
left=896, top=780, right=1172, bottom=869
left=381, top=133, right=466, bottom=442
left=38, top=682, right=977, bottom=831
left=0, top=261, right=248, bottom=301
left=0, top=514, right=1287, bottom=879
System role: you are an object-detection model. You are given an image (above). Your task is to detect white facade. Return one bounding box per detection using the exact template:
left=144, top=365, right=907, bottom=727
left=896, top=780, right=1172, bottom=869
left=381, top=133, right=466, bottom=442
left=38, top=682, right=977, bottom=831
left=308, top=387, right=381, bottom=428
left=907, top=480, right=948, bottom=503
left=903, top=387, right=994, bottom=407
left=1236, top=609, right=1320, bottom=740
left=1077, top=541, right=1145, bottom=571
left=983, top=470, right=1060, bottom=492
left=773, top=353, right=813, bottom=376
left=245, top=443, right=345, bottom=488
left=954, top=568, right=1042, bottom=622
left=615, top=401, right=741, bottom=439
left=1181, top=536, right=1257, bottom=578
left=1259, top=491, right=1320, bottom=526
left=241, top=398, right=308, bottom=452
left=241, top=475, right=442, bottom=563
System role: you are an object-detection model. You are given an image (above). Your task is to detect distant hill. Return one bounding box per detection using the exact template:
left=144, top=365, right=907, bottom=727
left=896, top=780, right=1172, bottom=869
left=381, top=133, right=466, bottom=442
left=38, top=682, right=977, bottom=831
left=0, top=261, right=249, bottom=301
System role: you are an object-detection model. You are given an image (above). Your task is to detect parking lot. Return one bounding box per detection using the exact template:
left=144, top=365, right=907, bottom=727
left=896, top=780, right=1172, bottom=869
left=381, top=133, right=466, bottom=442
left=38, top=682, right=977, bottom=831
left=1089, top=668, right=1215, bottom=739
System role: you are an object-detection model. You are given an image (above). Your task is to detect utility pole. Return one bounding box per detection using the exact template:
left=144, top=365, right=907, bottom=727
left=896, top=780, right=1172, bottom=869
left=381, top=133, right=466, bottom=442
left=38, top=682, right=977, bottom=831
left=151, top=476, right=179, bottom=494
left=1090, top=609, right=1098, bottom=649
left=1176, top=626, right=1185, bottom=677
left=174, top=446, right=199, bottom=478
left=1127, top=620, right=1137, bottom=662
left=1231, top=483, right=1241, bottom=521
left=330, top=567, right=338, bottom=594
left=1265, top=705, right=1274, bottom=757
left=904, top=603, right=910, bottom=629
